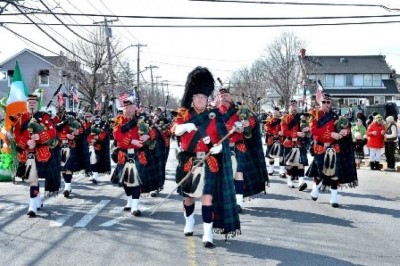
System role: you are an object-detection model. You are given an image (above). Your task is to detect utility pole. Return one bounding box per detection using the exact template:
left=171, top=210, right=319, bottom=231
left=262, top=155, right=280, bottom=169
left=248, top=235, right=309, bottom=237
left=93, top=17, right=118, bottom=115
left=133, top=43, right=147, bottom=106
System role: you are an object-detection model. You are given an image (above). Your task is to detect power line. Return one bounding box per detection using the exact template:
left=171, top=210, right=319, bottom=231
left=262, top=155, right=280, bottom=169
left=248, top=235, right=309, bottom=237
left=38, top=0, right=99, bottom=45
left=189, top=0, right=400, bottom=11
left=2, top=19, right=400, bottom=27
left=9, top=2, right=93, bottom=66
left=1, top=23, right=60, bottom=55
left=4, top=11, right=400, bottom=21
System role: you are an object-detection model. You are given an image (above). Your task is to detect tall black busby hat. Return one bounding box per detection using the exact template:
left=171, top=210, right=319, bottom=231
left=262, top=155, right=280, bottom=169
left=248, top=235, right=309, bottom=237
left=181, top=66, right=214, bottom=108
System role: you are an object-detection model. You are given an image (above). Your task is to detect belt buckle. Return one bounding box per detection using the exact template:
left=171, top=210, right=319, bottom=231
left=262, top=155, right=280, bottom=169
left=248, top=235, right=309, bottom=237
left=324, top=143, right=330, bottom=147
left=196, top=152, right=205, bottom=159
left=28, top=152, right=35, bottom=159
left=127, top=148, right=135, bottom=154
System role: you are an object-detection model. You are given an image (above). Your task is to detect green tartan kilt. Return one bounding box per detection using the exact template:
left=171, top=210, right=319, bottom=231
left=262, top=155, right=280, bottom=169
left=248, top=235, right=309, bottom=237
left=36, top=146, right=61, bottom=192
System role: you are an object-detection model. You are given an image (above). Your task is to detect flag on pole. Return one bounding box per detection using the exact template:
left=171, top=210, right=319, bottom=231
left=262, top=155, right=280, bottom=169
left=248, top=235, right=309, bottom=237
left=315, top=80, right=325, bottom=104
left=57, top=92, right=65, bottom=107
left=5, top=61, right=28, bottom=130
left=118, top=91, right=136, bottom=106
left=70, top=85, right=79, bottom=103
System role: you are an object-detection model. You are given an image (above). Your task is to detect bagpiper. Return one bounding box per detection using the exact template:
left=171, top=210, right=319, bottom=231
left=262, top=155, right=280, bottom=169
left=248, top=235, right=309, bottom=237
left=307, top=93, right=358, bottom=207
left=217, top=87, right=268, bottom=213
left=112, top=96, right=150, bottom=216
left=265, top=107, right=285, bottom=177
left=54, top=108, right=90, bottom=198
left=280, top=99, right=309, bottom=191
left=11, top=93, right=61, bottom=217
left=172, top=66, right=240, bottom=248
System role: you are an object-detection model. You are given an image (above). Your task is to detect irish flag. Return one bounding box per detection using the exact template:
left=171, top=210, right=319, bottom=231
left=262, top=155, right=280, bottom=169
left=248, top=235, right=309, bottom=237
left=5, top=61, right=28, bottom=130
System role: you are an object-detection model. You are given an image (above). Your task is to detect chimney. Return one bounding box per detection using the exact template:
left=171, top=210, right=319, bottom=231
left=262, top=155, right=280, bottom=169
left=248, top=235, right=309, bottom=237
left=300, top=48, right=306, bottom=59
left=60, top=51, right=64, bottom=56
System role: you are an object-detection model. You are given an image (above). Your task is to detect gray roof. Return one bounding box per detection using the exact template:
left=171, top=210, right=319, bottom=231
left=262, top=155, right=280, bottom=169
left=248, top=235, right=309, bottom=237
left=324, top=79, right=399, bottom=95
left=301, top=55, right=393, bottom=74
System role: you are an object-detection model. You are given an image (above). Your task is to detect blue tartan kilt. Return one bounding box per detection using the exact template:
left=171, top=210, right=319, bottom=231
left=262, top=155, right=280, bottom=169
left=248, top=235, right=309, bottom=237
left=235, top=149, right=246, bottom=173
left=202, top=165, right=216, bottom=196
left=136, top=153, right=161, bottom=193
left=36, top=146, right=61, bottom=192
left=63, top=147, right=81, bottom=172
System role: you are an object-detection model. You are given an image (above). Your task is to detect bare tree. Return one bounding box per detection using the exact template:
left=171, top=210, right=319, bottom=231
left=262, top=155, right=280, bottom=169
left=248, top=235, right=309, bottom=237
left=62, top=29, right=110, bottom=113
left=262, top=32, right=305, bottom=110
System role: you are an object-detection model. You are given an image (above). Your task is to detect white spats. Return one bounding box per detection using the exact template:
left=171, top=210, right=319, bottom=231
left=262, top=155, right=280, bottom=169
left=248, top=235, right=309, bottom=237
left=310, top=182, right=321, bottom=200
left=184, top=213, right=195, bottom=235
left=330, top=189, right=339, bottom=208
left=202, top=222, right=213, bottom=244
left=236, top=194, right=244, bottom=208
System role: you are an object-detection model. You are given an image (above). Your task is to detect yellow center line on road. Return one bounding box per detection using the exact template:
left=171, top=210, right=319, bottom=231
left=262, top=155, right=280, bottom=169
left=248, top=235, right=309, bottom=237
left=188, top=236, right=196, bottom=266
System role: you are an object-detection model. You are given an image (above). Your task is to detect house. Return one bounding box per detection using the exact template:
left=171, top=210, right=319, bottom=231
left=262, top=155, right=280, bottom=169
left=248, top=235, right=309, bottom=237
left=0, top=49, right=75, bottom=105
left=299, top=49, right=399, bottom=109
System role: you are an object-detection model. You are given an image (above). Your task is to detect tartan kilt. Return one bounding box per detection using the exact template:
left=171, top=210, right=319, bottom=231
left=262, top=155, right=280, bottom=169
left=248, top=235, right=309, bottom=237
left=235, top=146, right=267, bottom=197
left=136, top=148, right=161, bottom=193
left=337, top=137, right=358, bottom=184
left=36, top=146, right=61, bottom=192
left=63, top=146, right=81, bottom=172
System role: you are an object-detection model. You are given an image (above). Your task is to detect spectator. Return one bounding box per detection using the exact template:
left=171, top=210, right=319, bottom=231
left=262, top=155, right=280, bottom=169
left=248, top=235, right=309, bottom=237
left=366, top=115, right=385, bottom=170
left=352, top=119, right=367, bottom=169
left=384, top=116, right=398, bottom=171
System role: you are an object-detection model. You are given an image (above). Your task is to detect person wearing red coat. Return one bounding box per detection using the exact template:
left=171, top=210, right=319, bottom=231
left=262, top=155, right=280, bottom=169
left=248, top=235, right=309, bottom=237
left=366, top=114, right=385, bottom=170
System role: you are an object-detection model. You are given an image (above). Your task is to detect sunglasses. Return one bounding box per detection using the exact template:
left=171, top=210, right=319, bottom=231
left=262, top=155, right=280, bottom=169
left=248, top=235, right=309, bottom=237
left=321, top=101, right=331, bottom=104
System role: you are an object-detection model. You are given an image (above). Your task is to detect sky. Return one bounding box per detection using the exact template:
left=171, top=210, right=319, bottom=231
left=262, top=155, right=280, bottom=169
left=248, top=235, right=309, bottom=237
left=1, top=0, right=400, bottom=99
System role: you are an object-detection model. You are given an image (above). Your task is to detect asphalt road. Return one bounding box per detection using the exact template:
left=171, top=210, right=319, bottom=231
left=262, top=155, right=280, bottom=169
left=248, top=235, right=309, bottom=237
left=1, top=140, right=400, bottom=266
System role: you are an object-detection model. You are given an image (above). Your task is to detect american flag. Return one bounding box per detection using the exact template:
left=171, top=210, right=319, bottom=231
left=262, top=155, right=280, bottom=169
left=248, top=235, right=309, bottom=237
left=118, top=91, right=136, bottom=106
left=57, top=92, right=64, bottom=107
left=95, top=100, right=101, bottom=111
left=70, top=85, right=79, bottom=103
left=315, top=80, right=325, bottom=104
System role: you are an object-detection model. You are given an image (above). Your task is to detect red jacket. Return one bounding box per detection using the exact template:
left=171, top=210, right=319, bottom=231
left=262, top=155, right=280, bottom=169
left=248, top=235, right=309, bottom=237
left=366, top=122, right=385, bottom=149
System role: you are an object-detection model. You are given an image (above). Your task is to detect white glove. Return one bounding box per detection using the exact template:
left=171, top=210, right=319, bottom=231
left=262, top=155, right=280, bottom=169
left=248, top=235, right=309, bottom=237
left=174, top=123, right=197, bottom=136
left=210, top=144, right=222, bottom=154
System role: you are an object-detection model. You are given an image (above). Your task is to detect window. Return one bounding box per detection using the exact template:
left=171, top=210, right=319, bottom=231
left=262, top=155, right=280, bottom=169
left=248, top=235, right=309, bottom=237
left=372, top=74, right=381, bottom=87
left=345, top=74, right=353, bottom=86
left=39, top=69, right=49, bottom=86
left=334, top=75, right=345, bottom=87
left=0, top=71, right=6, bottom=81
left=364, top=74, right=372, bottom=86
left=7, top=70, right=14, bottom=87
left=39, top=75, right=49, bottom=86
left=374, top=96, right=385, bottom=104
left=347, top=98, right=359, bottom=106
left=325, top=74, right=334, bottom=86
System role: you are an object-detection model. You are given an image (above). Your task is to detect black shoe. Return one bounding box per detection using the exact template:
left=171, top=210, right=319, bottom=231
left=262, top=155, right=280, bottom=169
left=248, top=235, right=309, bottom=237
left=331, top=202, right=339, bottom=208
left=132, top=210, right=141, bottom=217
left=203, top=242, right=215, bottom=248
left=27, top=210, right=36, bottom=218
left=237, top=205, right=243, bottom=214
left=63, top=190, right=70, bottom=198
left=279, top=173, right=286, bottom=179
left=90, top=178, right=98, bottom=184
left=123, top=206, right=131, bottom=211
left=37, top=204, right=43, bottom=211
left=184, top=232, right=193, bottom=237
left=150, top=191, right=158, bottom=197
left=311, top=196, right=318, bottom=201
left=299, top=183, right=307, bottom=191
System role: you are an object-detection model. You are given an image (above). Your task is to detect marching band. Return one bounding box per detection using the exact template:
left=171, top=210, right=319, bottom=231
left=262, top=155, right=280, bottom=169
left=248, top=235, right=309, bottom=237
left=10, top=65, right=400, bottom=249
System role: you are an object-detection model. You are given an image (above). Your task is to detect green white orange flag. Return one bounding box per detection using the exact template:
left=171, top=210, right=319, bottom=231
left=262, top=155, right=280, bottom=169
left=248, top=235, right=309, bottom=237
left=5, top=61, right=28, bottom=130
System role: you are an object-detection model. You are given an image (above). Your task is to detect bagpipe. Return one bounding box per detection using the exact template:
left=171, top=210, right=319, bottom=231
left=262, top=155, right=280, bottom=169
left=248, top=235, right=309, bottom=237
left=27, top=116, right=58, bottom=148
left=58, top=112, right=81, bottom=166
left=137, top=117, right=156, bottom=150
